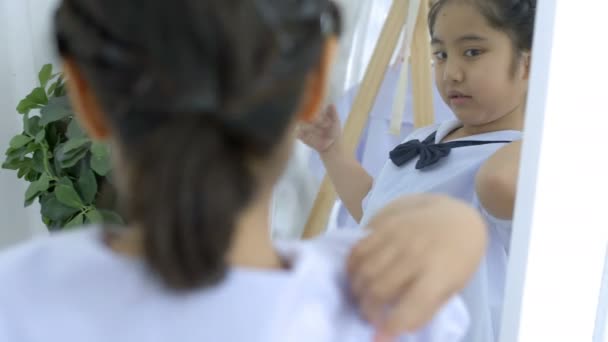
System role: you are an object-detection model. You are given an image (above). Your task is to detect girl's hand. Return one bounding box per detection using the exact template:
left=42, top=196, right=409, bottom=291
left=297, top=104, right=342, bottom=153
left=347, top=194, right=487, bottom=339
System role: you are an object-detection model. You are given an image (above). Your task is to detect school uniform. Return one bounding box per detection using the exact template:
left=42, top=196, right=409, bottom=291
left=0, top=227, right=469, bottom=342
left=361, top=119, right=522, bottom=342
left=309, top=63, right=455, bottom=230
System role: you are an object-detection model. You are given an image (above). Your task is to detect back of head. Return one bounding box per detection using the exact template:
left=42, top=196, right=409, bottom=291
left=54, top=0, right=341, bottom=290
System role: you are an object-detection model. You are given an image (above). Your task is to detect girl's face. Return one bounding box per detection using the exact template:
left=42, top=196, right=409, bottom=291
left=431, top=1, right=530, bottom=127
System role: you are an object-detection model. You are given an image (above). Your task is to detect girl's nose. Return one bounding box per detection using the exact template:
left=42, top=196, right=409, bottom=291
left=442, top=59, right=464, bottom=83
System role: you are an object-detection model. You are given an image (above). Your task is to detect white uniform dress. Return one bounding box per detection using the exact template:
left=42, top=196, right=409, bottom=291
left=0, top=227, right=469, bottom=342
left=361, top=119, right=522, bottom=342
left=309, top=63, right=455, bottom=230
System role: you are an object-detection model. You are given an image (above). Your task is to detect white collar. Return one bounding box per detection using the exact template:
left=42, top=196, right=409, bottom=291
left=434, top=120, right=523, bottom=143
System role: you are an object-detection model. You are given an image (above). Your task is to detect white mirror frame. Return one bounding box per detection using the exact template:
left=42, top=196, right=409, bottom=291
left=501, top=1, right=608, bottom=341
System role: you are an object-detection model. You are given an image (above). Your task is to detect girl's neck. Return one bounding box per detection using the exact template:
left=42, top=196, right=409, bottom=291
left=227, top=192, right=285, bottom=270
left=446, top=102, right=525, bottom=141
left=108, top=191, right=285, bottom=271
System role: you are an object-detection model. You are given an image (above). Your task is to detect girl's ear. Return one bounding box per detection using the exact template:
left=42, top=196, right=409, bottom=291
left=63, top=59, right=111, bottom=140
left=521, top=51, right=532, bottom=81
left=297, top=37, right=338, bottom=123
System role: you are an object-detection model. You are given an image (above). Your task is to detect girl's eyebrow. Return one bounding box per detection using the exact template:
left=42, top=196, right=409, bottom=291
left=431, top=34, right=488, bottom=45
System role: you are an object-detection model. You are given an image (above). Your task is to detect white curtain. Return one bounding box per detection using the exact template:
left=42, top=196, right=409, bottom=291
left=0, top=0, right=60, bottom=248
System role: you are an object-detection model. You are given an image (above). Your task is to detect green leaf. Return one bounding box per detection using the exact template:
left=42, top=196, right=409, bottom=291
left=4, top=144, right=35, bottom=173
left=35, top=129, right=46, bottom=143
left=55, top=139, right=92, bottom=170
left=85, top=209, right=103, bottom=224
left=55, top=178, right=84, bottom=209
left=22, top=113, right=31, bottom=135
left=32, top=150, right=47, bottom=174
left=30, top=87, right=48, bottom=104
left=26, top=141, right=39, bottom=153
left=40, top=97, right=72, bottom=126
left=91, top=142, right=109, bottom=158
left=24, top=115, right=42, bottom=136
left=40, top=193, right=80, bottom=222
left=9, top=135, right=33, bottom=149
left=59, top=147, right=89, bottom=169
left=16, top=87, right=48, bottom=115
left=17, top=167, right=29, bottom=179
left=62, top=137, right=91, bottom=154
left=66, top=119, right=86, bottom=139
left=46, top=73, right=64, bottom=96
left=99, top=210, right=124, bottom=225
left=24, top=173, right=51, bottom=206
left=65, top=213, right=84, bottom=229
left=90, top=142, right=111, bottom=176
left=2, top=159, right=21, bottom=171
left=24, top=170, right=41, bottom=182
left=17, top=99, right=37, bottom=115
left=47, top=82, right=58, bottom=96
left=39, top=64, right=53, bottom=88
left=5, top=146, right=27, bottom=160
left=56, top=177, right=72, bottom=187
left=53, top=77, right=67, bottom=97
left=4, top=157, right=33, bottom=172
left=78, top=168, right=98, bottom=205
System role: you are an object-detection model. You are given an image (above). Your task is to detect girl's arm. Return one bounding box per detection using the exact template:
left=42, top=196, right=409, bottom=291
left=298, top=105, right=372, bottom=222
left=475, top=140, right=522, bottom=220
left=319, top=139, right=373, bottom=222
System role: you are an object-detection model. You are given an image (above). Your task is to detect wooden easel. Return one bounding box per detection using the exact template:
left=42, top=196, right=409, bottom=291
left=302, top=0, right=435, bottom=238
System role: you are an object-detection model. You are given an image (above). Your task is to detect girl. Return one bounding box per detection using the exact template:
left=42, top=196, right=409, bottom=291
left=0, top=0, right=489, bottom=341
left=300, top=0, right=535, bottom=340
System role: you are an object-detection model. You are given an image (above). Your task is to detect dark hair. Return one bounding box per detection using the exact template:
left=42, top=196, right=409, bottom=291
left=429, top=0, right=536, bottom=52
left=54, top=0, right=341, bottom=290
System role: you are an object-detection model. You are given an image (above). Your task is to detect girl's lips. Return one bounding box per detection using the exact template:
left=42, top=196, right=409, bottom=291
left=450, top=96, right=472, bottom=105
left=447, top=91, right=472, bottom=105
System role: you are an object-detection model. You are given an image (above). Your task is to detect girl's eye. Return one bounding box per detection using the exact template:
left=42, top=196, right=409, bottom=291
left=464, top=49, right=483, bottom=57
left=433, top=51, right=447, bottom=61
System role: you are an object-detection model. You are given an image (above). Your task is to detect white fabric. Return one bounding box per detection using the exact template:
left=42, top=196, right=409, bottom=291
left=0, top=227, right=469, bottom=342
left=360, top=119, right=522, bottom=342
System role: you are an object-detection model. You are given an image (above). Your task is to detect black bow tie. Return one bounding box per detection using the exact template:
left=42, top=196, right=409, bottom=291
left=389, top=131, right=511, bottom=170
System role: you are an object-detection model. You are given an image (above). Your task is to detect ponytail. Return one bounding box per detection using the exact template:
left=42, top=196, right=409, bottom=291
left=124, top=116, right=254, bottom=289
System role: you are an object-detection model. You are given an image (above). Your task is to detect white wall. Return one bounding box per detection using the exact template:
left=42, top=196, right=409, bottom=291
left=0, top=0, right=60, bottom=249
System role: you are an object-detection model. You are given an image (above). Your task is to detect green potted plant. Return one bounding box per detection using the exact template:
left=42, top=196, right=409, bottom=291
left=2, top=64, right=122, bottom=230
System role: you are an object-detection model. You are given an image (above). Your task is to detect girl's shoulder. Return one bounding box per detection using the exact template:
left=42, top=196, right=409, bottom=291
left=273, top=230, right=470, bottom=342
left=0, top=228, right=99, bottom=277
left=0, top=227, right=138, bottom=308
